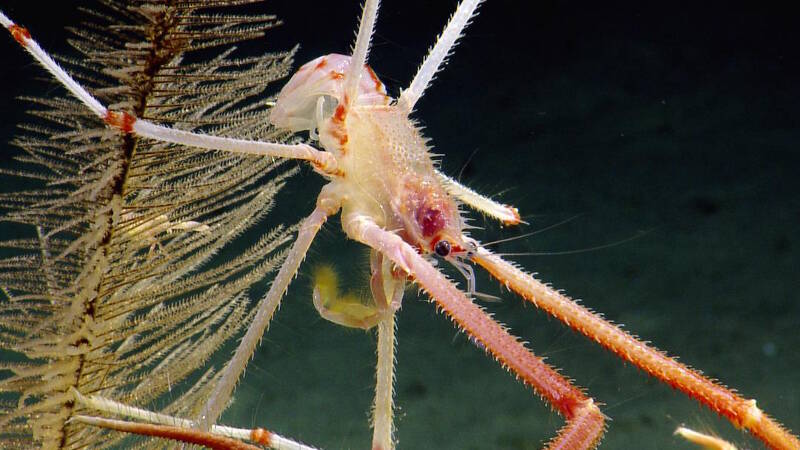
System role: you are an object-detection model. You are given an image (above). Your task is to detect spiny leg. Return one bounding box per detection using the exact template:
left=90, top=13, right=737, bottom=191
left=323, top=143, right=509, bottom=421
left=369, top=251, right=404, bottom=450
left=471, top=246, right=800, bottom=450
left=201, top=192, right=338, bottom=429
left=399, top=0, right=519, bottom=226
left=73, top=416, right=262, bottom=450
left=372, top=310, right=397, bottom=450
left=131, top=120, right=338, bottom=174
left=397, top=0, right=484, bottom=112
left=0, top=11, right=338, bottom=175
left=344, top=214, right=606, bottom=450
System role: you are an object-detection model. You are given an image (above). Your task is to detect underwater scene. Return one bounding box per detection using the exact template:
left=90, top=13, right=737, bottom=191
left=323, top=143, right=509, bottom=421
left=1, top=1, right=797, bottom=449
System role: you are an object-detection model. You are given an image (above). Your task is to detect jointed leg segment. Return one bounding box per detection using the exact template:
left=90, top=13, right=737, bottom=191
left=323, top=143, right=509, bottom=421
left=369, top=251, right=404, bottom=450
left=201, top=200, right=335, bottom=429
left=131, top=119, right=339, bottom=175
left=71, top=388, right=318, bottom=450
left=344, top=0, right=381, bottom=105
left=73, top=416, right=263, bottom=450
left=1, top=12, right=338, bottom=176
left=372, top=311, right=397, bottom=450
left=470, top=246, right=800, bottom=450
left=344, top=214, right=606, bottom=449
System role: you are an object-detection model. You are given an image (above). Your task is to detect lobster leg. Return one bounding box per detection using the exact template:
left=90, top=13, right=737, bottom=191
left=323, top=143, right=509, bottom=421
left=0, top=11, right=338, bottom=175
left=344, top=213, right=606, bottom=449
left=471, top=246, right=799, bottom=450
left=202, top=193, right=337, bottom=429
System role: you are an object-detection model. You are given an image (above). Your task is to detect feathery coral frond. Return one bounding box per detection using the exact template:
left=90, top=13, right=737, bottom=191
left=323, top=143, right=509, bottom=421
left=0, top=1, right=295, bottom=448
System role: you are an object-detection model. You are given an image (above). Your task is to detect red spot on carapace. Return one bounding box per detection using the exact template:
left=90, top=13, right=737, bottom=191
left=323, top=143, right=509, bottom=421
left=314, top=57, right=327, bottom=69
left=416, top=206, right=446, bottom=238
left=330, top=70, right=344, bottom=80
left=103, top=110, right=136, bottom=134
left=9, top=24, right=31, bottom=46
left=333, top=104, right=347, bottom=123
left=327, top=104, right=349, bottom=147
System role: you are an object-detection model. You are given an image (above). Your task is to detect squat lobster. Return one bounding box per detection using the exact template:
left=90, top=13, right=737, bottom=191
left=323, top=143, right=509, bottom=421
left=1, top=0, right=798, bottom=449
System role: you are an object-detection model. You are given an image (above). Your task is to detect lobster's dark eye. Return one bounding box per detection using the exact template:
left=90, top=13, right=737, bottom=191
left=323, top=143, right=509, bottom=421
left=434, top=239, right=451, bottom=257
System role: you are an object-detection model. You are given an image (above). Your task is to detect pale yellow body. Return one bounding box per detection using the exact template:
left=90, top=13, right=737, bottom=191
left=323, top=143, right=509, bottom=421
left=271, top=54, right=466, bottom=258
left=322, top=104, right=461, bottom=250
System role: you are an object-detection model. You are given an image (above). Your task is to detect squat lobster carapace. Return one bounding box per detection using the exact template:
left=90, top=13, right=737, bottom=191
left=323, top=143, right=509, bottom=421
left=1, top=1, right=798, bottom=449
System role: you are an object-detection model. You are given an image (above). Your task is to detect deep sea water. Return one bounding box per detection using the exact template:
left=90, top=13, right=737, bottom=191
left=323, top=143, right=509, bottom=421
left=1, top=1, right=798, bottom=449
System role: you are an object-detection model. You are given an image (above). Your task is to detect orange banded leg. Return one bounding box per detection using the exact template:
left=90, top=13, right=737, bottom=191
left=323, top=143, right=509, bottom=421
left=0, top=12, right=339, bottom=176
left=397, top=0, right=484, bottom=112
left=344, top=214, right=606, bottom=449
left=472, top=247, right=800, bottom=450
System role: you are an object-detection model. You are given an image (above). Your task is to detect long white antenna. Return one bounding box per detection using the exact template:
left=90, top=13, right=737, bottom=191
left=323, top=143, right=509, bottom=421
left=397, top=0, right=483, bottom=112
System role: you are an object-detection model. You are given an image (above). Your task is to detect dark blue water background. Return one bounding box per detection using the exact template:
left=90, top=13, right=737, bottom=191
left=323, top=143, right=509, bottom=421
left=1, top=1, right=798, bottom=448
